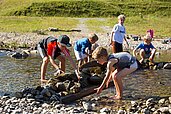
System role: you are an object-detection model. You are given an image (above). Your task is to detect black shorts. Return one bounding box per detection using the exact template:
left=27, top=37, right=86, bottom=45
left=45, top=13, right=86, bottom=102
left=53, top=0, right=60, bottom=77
left=111, top=41, right=123, bottom=53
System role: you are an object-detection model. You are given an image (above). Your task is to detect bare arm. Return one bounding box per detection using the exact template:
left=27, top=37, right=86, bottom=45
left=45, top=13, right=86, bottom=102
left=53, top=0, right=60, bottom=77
left=110, top=32, right=114, bottom=45
left=124, top=36, right=129, bottom=47
left=149, top=48, right=156, bottom=60
left=48, top=55, right=60, bottom=70
left=66, top=55, right=81, bottom=80
left=133, top=48, right=137, bottom=57
left=96, top=59, right=118, bottom=94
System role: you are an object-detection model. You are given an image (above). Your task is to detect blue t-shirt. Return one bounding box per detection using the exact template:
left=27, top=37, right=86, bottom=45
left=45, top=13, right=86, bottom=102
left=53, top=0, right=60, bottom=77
left=74, top=38, right=92, bottom=54
left=135, top=42, right=155, bottom=54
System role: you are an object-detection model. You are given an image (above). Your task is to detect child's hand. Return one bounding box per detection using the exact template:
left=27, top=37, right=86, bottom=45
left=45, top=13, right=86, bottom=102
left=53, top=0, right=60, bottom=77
left=54, top=69, right=64, bottom=76
left=149, top=56, right=153, bottom=61
left=94, top=86, right=103, bottom=94
left=75, top=69, right=82, bottom=81
left=77, top=75, right=82, bottom=81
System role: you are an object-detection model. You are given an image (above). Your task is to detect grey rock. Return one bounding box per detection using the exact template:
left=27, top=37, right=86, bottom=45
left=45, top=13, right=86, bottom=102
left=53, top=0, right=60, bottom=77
left=1, top=96, right=10, bottom=101
left=82, top=101, right=93, bottom=111
left=163, top=63, right=171, bottom=69
left=27, top=98, right=35, bottom=103
left=100, top=107, right=111, bottom=113
left=158, top=98, right=165, bottom=104
left=35, top=95, right=44, bottom=99
left=159, top=107, right=169, bottom=113
left=131, top=101, right=138, bottom=107
left=146, top=98, right=155, bottom=107
left=117, top=109, right=127, bottom=114
left=50, top=94, right=60, bottom=101
left=41, top=88, right=51, bottom=97
left=169, top=97, right=171, bottom=104
left=141, top=108, right=150, bottom=114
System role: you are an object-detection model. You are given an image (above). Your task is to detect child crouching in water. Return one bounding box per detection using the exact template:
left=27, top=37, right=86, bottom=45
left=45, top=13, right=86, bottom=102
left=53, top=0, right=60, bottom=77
left=92, top=47, right=138, bottom=99
left=133, top=34, right=156, bottom=64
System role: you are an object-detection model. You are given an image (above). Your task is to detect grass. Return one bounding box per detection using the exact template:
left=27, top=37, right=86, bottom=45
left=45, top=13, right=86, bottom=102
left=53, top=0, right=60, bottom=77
left=0, top=0, right=171, bottom=17
left=0, top=16, right=171, bottom=38
left=125, top=16, right=171, bottom=37
left=0, top=0, right=171, bottom=37
left=86, top=19, right=109, bottom=33
left=0, top=16, right=78, bottom=33
left=85, top=16, right=171, bottom=37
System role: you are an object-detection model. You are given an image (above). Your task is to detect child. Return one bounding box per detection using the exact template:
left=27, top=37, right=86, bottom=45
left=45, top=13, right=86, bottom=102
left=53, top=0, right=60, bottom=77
left=133, top=34, right=156, bottom=64
left=110, top=14, right=129, bottom=53
left=37, top=35, right=80, bottom=82
left=74, top=33, right=98, bottom=69
left=85, top=42, right=99, bottom=62
left=92, top=47, right=138, bottom=99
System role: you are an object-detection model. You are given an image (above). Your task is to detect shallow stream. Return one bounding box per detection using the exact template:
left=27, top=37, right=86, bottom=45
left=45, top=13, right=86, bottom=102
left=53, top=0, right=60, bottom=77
left=0, top=50, right=170, bottom=108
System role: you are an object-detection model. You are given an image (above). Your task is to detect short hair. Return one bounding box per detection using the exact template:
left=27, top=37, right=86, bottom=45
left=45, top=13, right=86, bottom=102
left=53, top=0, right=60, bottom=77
left=92, top=47, right=108, bottom=59
left=118, top=14, right=126, bottom=20
left=143, top=34, right=152, bottom=40
left=89, top=33, right=98, bottom=41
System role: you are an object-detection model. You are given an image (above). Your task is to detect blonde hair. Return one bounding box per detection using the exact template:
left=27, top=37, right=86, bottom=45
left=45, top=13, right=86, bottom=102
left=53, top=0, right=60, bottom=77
left=118, top=14, right=126, bottom=20
left=88, top=33, right=98, bottom=41
left=92, top=47, right=108, bottom=59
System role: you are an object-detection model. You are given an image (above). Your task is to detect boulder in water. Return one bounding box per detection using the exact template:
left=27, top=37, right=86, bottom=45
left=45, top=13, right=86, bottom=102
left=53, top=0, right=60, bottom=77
left=163, top=63, right=171, bottom=69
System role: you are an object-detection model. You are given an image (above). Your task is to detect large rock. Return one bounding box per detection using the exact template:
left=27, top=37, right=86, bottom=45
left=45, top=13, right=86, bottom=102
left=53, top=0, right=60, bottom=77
left=163, top=63, right=171, bottom=69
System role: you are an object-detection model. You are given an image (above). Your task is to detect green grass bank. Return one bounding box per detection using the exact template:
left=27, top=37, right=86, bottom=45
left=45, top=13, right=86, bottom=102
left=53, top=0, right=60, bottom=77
left=0, top=0, right=171, bottom=37
left=1, top=0, right=171, bottom=17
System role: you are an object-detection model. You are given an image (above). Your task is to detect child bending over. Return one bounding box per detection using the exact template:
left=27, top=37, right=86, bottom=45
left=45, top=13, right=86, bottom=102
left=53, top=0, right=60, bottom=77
left=92, top=47, right=138, bottom=99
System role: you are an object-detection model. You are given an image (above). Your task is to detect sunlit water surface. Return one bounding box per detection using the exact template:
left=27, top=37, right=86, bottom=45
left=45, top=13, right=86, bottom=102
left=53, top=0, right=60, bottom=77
left=0, top=50, right=170, bottom=109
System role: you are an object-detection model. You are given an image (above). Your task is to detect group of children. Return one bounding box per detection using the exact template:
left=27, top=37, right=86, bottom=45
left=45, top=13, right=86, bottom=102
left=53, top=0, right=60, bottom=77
left=37, top=14, right=156, bottom=100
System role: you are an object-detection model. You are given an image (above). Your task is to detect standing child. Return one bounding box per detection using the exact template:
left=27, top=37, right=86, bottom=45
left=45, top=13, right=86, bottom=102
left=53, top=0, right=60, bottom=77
left=37, top=35, right=80, bottom=82
left=133, top=34, right=156, bottom=64
left=74, top=33, right=98, bottom=69
left=92, top=47, right=138, bottom=99
left=110, top=14, right=129, bottom=53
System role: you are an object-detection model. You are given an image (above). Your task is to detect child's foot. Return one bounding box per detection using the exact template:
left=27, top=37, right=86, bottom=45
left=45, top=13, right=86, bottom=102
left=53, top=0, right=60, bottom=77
left=41, top=79, right=48, bottom=83
left=110, top=95, right=122, bottom=100
left=149, top=61, right=155, bottom=66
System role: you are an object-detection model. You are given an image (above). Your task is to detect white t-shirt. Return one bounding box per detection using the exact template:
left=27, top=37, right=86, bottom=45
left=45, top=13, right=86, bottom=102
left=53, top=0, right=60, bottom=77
left=111, top=23, right=126, bottom=44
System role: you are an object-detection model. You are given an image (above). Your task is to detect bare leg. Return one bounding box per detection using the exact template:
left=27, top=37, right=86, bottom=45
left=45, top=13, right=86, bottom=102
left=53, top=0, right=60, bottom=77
left=112, top=69, right=120, bottom=98
left=111, top=41, right=117, bottom=53
left=112, top=67, right=137, bottom=99
left=41, top=57, right=49, bottom=82
left=139, top=49, right=145, bottom=63
left=106, top=67, right=115, bottom=88
left=149, top=49, right=156, bottom=63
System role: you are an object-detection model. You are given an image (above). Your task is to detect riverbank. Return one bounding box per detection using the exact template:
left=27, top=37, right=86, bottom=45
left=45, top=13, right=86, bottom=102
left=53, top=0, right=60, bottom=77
left=0, top=31, right=171, bottom=51
left=0, top=93, right=171, bottom=113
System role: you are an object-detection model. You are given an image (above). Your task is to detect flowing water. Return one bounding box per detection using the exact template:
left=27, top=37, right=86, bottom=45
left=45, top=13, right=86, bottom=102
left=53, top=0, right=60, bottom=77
left=0, top=50, right=171, bottom=107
